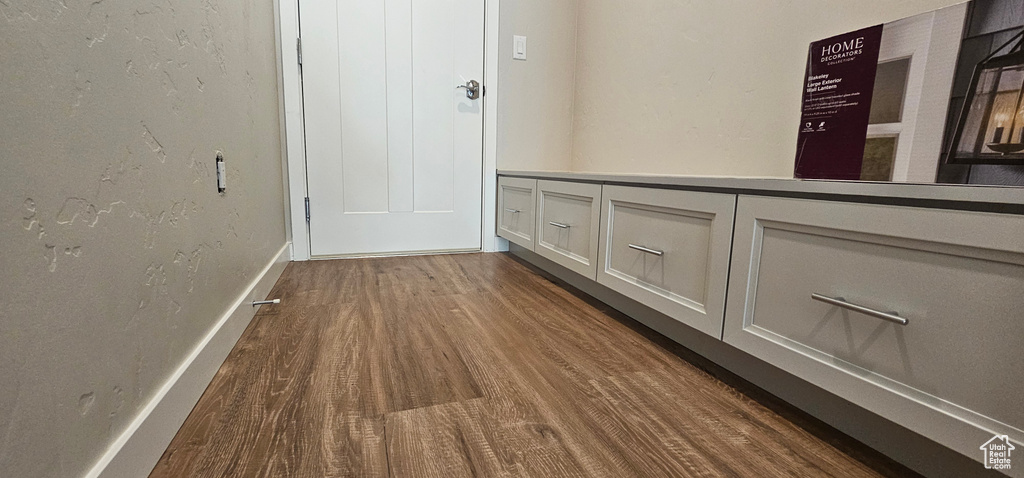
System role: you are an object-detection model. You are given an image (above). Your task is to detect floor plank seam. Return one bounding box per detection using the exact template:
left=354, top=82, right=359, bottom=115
left=383, top=417, right=394, bottom=478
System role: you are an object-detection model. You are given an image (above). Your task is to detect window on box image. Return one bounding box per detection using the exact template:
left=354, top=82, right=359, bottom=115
left=862, top=136, right=899, bottom=181
left=869, top=58, right=912, bottom=125
left=861, top=58, right=910, bottom=181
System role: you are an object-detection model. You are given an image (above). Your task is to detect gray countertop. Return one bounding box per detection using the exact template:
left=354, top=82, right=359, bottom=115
left=497, top=170, right=1024, bottom=211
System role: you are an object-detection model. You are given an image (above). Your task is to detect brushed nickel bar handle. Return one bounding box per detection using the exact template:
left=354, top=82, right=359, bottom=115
left=628, top=244, right=663, bottom=257
left=504, top=208, right=521, bottom=213
left=811, top=293, right=908, bottom=326
left=549, top=221, right=570, bottom=229
left=252, top=299, right=281, bottom=307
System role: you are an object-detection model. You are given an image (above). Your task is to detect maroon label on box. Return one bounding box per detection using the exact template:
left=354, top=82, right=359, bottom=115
left=794, top=24, right=883, bottom=180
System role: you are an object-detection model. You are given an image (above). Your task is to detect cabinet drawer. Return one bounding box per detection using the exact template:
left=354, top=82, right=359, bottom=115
left=497, top=177, right=537, bottom=250
left=535, top=180, right=602, bottom=280
left=597, top=186, right=736, bottom=337
left=724, top=195, right=1024, bottom=462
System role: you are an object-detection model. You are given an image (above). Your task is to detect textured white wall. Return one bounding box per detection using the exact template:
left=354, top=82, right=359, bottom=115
left=497, top=0, right=578, bottom=171
left=569, top=0, right=967, bottom=176
left=0, top=0, right=286, bottom=476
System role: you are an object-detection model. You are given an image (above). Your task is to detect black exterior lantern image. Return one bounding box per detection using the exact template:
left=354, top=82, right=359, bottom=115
left=948, top=31, right=1024, bottom=165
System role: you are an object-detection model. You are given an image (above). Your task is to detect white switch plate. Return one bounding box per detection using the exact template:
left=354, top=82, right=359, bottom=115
left=513, top=35, right=527, bottom=60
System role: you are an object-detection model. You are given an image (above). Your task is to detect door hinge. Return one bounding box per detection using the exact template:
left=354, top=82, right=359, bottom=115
left=297, top=37, right=303, bottom=67
left=304, top=197, right=310, bottom=223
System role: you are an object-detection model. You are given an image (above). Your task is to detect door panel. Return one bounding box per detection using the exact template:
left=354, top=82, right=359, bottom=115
left=413, top=0, right=456, bottom=213
left=385, top=0, right=414, bottom=213
left=301, top=0, right=484, bottom=256
left=339, top=0, right=389, bottom=213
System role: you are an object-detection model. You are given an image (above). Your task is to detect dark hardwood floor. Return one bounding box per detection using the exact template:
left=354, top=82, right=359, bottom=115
left=150, top=253, right=918, bottom=477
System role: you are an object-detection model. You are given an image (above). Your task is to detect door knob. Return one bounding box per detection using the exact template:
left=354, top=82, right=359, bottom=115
left=457, top=79, right=481, bottom=100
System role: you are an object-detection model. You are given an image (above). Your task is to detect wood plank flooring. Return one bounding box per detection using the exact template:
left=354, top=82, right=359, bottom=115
left=150, top=253, right=918, bottom=478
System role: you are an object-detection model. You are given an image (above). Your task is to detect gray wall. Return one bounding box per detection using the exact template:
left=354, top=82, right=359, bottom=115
left=568, top=0, right=965, bottom=177
left=497, top=0, right=578, bottom=171
left=0, top=0, right=287, bottom=476
left=494, top=0, right=967, bottom=176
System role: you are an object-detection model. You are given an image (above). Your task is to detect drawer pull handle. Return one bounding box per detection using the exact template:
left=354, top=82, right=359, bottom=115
left=628, top=244, right=664, bottom=257
left=549, top=221, right=570, bottom=229
left=504, top=208, right=521, bottom=214
left=811, top=294, right=908, bottom=326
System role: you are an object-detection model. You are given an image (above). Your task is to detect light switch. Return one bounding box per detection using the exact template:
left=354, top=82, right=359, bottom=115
left=513, top=35, right=527, bottom=60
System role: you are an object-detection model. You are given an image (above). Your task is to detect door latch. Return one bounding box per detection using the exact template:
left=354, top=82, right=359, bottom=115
left=457, top=79, right=481, bottom=100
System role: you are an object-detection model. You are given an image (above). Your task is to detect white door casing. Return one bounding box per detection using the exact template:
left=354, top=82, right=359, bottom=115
left=300, top=0, right=485, bottom=257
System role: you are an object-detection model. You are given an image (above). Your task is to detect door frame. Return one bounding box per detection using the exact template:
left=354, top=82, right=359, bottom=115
left=274, top=0, right=505, bottom=261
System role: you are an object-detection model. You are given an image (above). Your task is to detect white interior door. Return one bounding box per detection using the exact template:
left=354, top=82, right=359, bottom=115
left=300, top=0, right=484, bottom=257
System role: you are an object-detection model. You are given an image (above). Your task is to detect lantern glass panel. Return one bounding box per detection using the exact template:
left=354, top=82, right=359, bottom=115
left=955, top=64, right=1024, bottom=160
left=982, top=67, right=1024, bottom=150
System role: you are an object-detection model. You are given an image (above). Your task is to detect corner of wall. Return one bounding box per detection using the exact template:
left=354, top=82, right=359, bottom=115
left=568, top=0, right=583, bottom=173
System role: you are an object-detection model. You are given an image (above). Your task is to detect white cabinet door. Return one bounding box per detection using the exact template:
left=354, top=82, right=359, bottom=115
left=597, top=186, right=735, bottom=338
left=497, top=177, right=537, bottom=250
left=724, top=195, right=1024, bottom=464
left=534, top=181, right=602, bottom=280
left=301, top=0, right=484, bottom=257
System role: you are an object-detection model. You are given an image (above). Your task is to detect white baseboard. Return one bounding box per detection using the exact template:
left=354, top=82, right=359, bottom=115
left=84, top=243, right=291, bottom=478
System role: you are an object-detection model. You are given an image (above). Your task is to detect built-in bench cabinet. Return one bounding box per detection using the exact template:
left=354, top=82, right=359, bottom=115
left=535, top=180, right=603, bottom=280
left=597, top=186, right=735, bottom=337
left=724, top=195, right=1024, bottom=463
left=497, top=176, right=537, bottom=250
left=496, top=173, right=1024, bottom=472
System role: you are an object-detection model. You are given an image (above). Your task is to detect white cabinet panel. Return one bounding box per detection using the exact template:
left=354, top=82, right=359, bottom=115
left=724, top=195, right=1024, bottom=463
left=497, top=177, right=537, bottom=250
left=597, top=186, right=735, bottom=337
left=535, top=181, right=602, bottom=280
